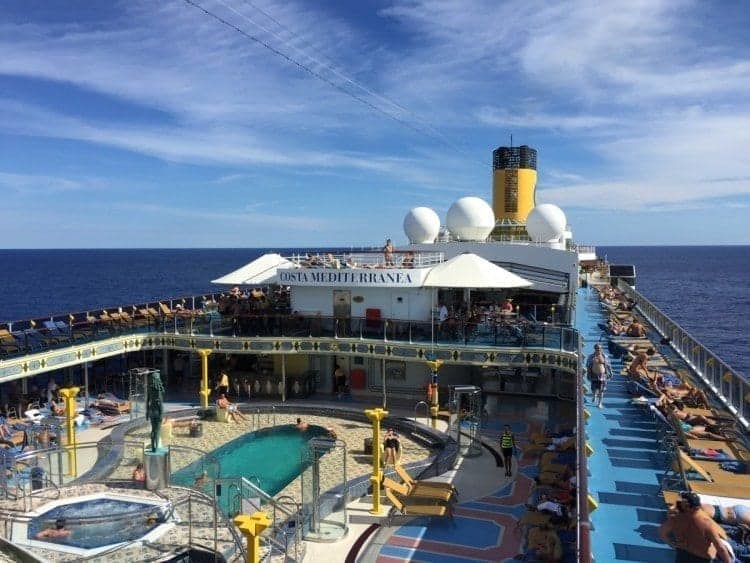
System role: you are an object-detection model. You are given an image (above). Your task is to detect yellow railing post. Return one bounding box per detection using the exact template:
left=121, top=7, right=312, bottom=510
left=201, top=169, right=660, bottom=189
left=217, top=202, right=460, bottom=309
left=364, top=407, right=389, bottom=515
left=197, top=349, right=212, bottom=410
left=425, top=360, right=443, bottom=429
left=59, top=386, right=80, bottom=477
left=234, top=512, right=272, bottom=563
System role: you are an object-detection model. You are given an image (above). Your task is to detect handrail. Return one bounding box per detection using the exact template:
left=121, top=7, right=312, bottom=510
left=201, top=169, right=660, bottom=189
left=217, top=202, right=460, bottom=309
left=617, top=281, right=750, bottom=429
left=413, top=401, right=429, bottom=423
left=576, top=334, right=591, bottom=563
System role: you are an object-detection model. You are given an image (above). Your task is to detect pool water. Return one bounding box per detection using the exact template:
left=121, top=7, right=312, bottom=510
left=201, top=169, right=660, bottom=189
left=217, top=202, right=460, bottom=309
left=173, top=424, right=329, bottom=496
left=28, top=498, right=165, bottom=549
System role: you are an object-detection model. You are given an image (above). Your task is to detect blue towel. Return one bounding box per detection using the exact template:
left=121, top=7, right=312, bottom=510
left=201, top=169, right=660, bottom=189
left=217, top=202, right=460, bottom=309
left=720, top=461, right=749, bottom=474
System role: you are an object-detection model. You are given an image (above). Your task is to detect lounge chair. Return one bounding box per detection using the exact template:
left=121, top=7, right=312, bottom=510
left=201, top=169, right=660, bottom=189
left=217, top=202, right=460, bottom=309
left=383, top=476, right=455, bottom=505
left=0, top=329, right=21, bottom=356
left=394, top=464, right=459, bottom=499
left=54, top=320, right=89, bottom=342
left=94, top=393, right=130, bottom=414
left=384, top=487, right=452, bottom=526
left=159, top=303, right=175, bottom=319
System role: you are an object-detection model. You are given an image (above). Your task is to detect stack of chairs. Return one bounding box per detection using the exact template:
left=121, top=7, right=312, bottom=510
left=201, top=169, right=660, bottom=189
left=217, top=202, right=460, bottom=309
left=382, top=465, right=457, bottom=526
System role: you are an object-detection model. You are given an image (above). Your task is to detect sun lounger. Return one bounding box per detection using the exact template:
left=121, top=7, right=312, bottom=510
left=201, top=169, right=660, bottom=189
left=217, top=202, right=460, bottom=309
left=0, top=329, right=21, bottom=356
left=54, top=320, right=89, bottom=342
left=95, top=393, right=130, bottom=414
left=383, top=476, right=455, bottom=505
left=384, top=487, right=452, bottom=526
left=159, top=303, right=175, bottom=319
left=394, top=464, right=458, bottom=498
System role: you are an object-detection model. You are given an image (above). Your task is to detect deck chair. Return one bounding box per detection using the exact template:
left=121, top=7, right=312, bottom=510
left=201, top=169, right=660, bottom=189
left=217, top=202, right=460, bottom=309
left=383, top=477, right=455, bottom=505
left=0, top=329, right=21, bottom=356
left=22, top=329, right=52, bottom=350
left=42, top=321, right=73, bottom=344
left=394, top=464, right=458, bottom=499
left=159, top=303, right=175, bottom=319
left=384, top=487, right=452, bottom=526
left=54, top=320, right=89, bottom=342
left=117, top=311, right=149, bottom=328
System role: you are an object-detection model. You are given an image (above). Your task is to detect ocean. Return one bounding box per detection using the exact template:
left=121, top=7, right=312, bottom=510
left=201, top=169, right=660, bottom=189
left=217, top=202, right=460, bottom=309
left=0, top=246, right=747, bottom=377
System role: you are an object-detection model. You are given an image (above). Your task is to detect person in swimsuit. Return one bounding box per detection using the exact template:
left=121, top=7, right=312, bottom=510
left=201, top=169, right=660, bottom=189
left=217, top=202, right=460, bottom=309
left=660, top=491, right=733, bottom=563
left=383, top=428, right=400, bottom=465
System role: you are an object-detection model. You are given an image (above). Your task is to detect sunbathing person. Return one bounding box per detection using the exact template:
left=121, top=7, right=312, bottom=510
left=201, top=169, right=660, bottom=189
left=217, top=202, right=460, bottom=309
left=132, top=462, right=146, bottom=482
left=216, top=394, right=247, bottom=423
left=668, top=497, right=750, bottom=528
left=663, top=385, right=709, bottom=408
left=627, top=350, right=651, bottom=379
left=669, top=401, right=730, bottom=428
left=626, top=319, right=646, bottom=337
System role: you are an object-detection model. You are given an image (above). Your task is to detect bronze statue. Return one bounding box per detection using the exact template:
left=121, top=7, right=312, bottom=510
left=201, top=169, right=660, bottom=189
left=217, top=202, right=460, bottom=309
left=146, top=371, right=165, bottom=452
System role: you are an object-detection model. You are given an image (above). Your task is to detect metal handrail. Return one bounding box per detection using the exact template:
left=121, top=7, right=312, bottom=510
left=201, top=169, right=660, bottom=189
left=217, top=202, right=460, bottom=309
left=413, top=401, right=429, bottom=423
left=618, top=281, right=750, bottom=429
left=576, top=334, right=591, bottom=563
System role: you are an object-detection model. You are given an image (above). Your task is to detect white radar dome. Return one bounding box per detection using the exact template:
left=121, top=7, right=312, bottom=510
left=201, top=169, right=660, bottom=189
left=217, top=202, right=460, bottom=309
left=403, top=207, right=440, bottom=244
left=445, top=197, right=495, bottom=241
left=526, top=204, right=567, bottom=242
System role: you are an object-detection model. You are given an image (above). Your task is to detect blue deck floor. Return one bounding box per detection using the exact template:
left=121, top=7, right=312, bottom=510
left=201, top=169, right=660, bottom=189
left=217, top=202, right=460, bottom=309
left=576, top=287, right=673, bottom=562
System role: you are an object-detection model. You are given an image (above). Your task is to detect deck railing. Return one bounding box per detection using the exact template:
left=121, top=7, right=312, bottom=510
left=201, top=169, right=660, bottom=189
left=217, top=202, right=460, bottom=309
left=1, top=307, right=580, bottom=360
left=617, top=280, right=750, bottom=429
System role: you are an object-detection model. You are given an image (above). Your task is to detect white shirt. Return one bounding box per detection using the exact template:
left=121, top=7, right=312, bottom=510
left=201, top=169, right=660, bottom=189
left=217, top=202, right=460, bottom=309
left=439, top=305, right=448, bottom=323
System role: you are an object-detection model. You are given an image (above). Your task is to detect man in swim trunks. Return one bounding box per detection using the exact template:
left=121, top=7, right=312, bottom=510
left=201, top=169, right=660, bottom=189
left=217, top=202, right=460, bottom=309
left=659, top=491, right=733, bottom=562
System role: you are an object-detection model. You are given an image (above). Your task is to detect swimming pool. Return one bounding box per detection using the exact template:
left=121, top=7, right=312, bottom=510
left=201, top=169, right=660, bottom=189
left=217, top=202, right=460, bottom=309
left=27, top=496, right=168, bottom=551
left=173, top=424, right=329, bottom=496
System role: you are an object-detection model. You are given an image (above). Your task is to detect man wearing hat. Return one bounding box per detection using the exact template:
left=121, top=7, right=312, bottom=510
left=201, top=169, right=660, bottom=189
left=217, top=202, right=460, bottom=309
left=659, top=491, right=733, bottom=562
left=586, top=344, right=612, bottom=408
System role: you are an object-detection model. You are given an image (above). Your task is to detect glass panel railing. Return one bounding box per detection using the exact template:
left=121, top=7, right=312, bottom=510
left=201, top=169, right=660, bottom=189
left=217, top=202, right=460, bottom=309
left=3, top=299, right=579, bottom=360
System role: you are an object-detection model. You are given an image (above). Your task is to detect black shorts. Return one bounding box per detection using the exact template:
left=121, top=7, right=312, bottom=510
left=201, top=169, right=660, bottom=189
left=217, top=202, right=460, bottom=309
left=674, top=548, right=712, bottom=563
left=591, top=380, right=604, bottom=391
left=501, top=447, right=513, bottom=459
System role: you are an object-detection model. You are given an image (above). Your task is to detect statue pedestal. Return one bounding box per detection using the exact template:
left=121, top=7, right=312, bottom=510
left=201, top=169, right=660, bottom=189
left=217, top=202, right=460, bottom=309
left=145, top=448, right=170, bottom=491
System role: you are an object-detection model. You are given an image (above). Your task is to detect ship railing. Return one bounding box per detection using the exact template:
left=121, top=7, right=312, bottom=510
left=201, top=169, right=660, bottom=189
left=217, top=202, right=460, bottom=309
left=618, top=280, right=750, bottom=430
left=283, top=250, right=445, bottom=269
left=575, top=335, right=592, bottom=563
left=1, top=304, right=578, bottom=359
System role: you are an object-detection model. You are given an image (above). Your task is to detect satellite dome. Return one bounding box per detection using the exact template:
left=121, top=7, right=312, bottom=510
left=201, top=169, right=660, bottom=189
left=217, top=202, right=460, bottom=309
left=403, top=207, right=440, bottom=244
left=526, top=204, right=567, bottom=242
left=445, top=197, right=495, bottom=241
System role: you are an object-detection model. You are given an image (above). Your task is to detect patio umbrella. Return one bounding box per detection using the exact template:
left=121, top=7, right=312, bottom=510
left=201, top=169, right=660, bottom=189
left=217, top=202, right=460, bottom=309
left=422, top=252, right=532, bottom=289
left=211, top=253, right=298, bottom=286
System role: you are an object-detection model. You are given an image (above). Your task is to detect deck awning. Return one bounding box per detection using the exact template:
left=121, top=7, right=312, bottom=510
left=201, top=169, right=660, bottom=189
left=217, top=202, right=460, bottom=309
left=423, top=252, right=532, bottom=288
left=211, top=253, right=298, bottom=286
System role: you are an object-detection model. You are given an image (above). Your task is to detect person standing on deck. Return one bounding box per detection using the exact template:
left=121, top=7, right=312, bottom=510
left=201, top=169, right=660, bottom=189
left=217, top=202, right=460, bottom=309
left=586, top=344, right=612, bottom=408
left=214, top=371, right=229, bottom=397
left=500, top=425, right=516, bottom=477
left=659, top=491, right=733, bottom=563
left=383, top=238, right=395, bottom=266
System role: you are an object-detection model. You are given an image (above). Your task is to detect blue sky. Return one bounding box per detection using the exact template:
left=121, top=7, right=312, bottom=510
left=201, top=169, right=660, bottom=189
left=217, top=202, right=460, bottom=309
left=1, top=0, right=749, bottom=248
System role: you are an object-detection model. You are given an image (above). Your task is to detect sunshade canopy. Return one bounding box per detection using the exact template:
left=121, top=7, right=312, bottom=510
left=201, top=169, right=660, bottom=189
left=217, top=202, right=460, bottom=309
left=212, top=253, right=297, bottom=285
left=423, top=253, right=532, bottom=288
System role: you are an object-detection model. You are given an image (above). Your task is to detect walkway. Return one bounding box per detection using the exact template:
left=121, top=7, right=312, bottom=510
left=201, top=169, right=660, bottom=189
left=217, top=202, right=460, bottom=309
left=578, top=286, right=672, bottom=562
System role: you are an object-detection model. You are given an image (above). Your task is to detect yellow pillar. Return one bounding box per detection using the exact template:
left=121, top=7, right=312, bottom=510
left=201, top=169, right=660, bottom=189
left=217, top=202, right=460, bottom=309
left=364, top=407, right=389, bottom=515
left=197, top=349, right=212, bottom=410
left=234, top=512, right=272, bottom=563
left=59, top=386, right=80, bottom=477
left=426, top=360, right=443, bottom=429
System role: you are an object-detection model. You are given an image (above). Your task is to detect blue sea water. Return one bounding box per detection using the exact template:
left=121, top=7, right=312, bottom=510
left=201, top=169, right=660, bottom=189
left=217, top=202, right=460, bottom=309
left=599, top=246, right=749, bottom=378
left=0, top=246, right=747, bottom=377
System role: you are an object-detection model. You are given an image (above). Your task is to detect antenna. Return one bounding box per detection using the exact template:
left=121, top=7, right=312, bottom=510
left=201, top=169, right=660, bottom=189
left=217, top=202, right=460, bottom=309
left=510, top=133, right=513, bottom=148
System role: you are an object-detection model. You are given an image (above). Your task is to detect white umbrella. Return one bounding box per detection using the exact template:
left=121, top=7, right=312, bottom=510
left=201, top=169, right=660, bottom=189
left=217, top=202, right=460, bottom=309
left=423, top=252, right=532, bottom=288
left=211, top=253, right=298, bottom=285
